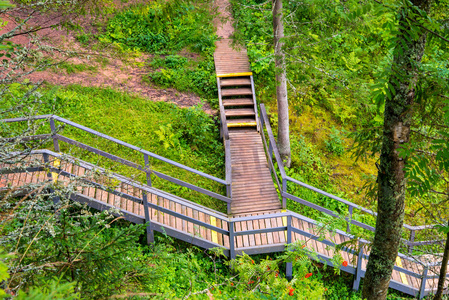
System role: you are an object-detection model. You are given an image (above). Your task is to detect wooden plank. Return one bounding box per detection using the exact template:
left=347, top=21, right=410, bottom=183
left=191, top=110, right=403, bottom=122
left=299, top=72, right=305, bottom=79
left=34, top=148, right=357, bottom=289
left=271, top=216, right=280, bottom=244
left=222, top=220, right=230, bottom=248
left=193, top=209, right=200, bottom=237
left=175, top=202, right=182, bottom=231
left=157, top=196, right=163, bottom=224
left=196, top=210, right=205, bottom=239
left=225, top=108, right=255, bottom=117
left=252, top=214, right=262, bottom=246
left=264, top=213, right=274, bottom=245
left=164, top=198, right=170, bottom=227
left=223, top=98, right=254, bottom=107
left=169, top=200, right=175, bottom=229
left=210, top=216, right=219, bottom=244
left=186, top=207, right=194, bottom=235
left=217, top=72, right=252, bottom=77
left=220, top=78, right=251, bottom=86
left=401, top=259, right=419, bottom=289
left=238, top=215, right=250, bottom=247
left=235, top=220, right=243, bottom=248
left=278, top=216, right=286, bottom=243
left=216, top=218, right=223, bottom=246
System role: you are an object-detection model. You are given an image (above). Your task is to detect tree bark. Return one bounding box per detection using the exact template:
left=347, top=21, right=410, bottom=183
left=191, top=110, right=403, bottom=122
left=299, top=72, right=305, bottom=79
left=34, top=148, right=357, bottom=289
left=434, top=220, right=449, bottom=300
left=362, top=1, right=431, bottom=299
left=272, top=0, right=291, bottom=167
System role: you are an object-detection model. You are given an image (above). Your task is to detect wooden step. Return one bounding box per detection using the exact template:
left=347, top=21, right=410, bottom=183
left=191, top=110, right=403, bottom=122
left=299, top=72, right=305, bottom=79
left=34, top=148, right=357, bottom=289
left=221, top=88, right=252, bottom=97
left=225, top=108, right=255, bottom=117
left=226, top=118, right=257, bottom=128
left=220, top=78, right=251, bottom=87
left=223, top=98, right=254, bottom=107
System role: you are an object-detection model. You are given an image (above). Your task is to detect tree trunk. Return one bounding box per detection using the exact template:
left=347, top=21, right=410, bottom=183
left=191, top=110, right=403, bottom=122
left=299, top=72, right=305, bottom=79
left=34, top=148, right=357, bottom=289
left=272, top=0, right=291, bottom=167
left=434, top=220, right=449, bottom=300
left=362, top=1, right=430, bottom=299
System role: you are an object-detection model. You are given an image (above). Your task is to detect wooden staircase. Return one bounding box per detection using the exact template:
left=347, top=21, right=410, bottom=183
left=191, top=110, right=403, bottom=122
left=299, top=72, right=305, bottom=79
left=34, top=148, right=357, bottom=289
left=214, top=38, right=281, bottom=215
left=218, top=76, right=258, bottom=129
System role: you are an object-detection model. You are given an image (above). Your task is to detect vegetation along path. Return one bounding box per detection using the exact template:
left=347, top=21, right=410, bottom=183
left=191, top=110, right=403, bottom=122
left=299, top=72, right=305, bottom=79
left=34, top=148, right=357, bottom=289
left=1, top=0, right=447, bottom=298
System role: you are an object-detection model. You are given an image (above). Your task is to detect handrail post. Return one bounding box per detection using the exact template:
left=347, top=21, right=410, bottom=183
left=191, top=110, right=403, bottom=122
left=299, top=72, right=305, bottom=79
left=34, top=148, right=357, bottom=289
left=142, top=191, right=154, bottom=243
left=286, top=215, right=293, bottom=280
left=143, top=153, right=152, bottom=186
left=353, top=240, right=365, bottom=291
left=225, top=140, right=232, bottom=215
left=408, top=229, right=416, bottom=253
left=49, top=117, right=60, bottom=152
left=229, top=220, right=235, bottom=259
left=347, top=206, right=354, bottom=233
left=282, top=179, right=287, bottom=209
left=418, top=265, right=428, bottom=299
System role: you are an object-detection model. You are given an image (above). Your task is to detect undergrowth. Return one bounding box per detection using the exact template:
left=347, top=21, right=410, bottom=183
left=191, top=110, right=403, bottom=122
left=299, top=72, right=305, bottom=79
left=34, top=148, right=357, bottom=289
left=100, top=0, right=218, bottom=101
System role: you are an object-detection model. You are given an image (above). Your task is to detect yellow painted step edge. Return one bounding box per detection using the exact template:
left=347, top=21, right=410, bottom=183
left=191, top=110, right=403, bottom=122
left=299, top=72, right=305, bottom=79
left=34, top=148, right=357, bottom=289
left=217, top=72, right=252, bottom=78
left=395, top=256, right=409, bottom=285
left=51, top=157, right=60, bottom=182
left=227, top=122, right=257, bottom=128
left=210, top=216, right=218, bottom=244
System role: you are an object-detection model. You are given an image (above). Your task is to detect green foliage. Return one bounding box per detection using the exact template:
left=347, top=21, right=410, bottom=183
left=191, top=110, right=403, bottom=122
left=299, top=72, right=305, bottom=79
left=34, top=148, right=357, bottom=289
left=147, top=54, right=218, bottom=99
left=325, top=126, right=346, bottom=156
left=16, top=281, right=79, bottom=300
left=101, top=0, right=217, bottom=54
left=54, top=61, right=97, bottom=74
left=75, top=33, right=93, bottom=45
left=100, top=0, right=218, bottom=100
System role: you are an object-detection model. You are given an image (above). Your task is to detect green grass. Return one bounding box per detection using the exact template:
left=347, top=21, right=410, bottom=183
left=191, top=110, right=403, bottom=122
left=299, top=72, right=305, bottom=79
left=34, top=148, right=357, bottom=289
left=53, top=61, right=98, bottom=74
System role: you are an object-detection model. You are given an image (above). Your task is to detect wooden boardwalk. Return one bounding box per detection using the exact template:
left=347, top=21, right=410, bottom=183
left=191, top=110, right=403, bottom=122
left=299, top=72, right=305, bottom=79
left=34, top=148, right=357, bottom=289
left=0, top=34, right=446, bottom=300
left=1, top=151, right=446, bottom=297
left=215, top=38, right=282, bottom=216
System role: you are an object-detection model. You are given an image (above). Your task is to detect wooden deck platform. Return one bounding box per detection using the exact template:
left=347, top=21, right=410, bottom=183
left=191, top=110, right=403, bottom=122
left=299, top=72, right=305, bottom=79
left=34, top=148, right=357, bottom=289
left=214, top=39, right=251, bottom=76
left=229, top=129, right=282, bottom=215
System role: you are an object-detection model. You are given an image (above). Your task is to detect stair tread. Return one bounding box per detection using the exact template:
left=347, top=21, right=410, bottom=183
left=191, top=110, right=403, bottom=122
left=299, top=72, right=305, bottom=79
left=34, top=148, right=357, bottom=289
left=225, top=108, right=255, bottom=117
left=221, top=88, right=252, bottom=97
left=226, top=118, right=257, bottom=127
left=223, top=98, right=254, bottom=107
left=220, top=78, right=251, bottom=87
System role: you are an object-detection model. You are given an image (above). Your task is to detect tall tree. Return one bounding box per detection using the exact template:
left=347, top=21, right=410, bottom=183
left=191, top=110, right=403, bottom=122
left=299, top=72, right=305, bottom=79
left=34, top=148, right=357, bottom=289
left=362, top=0, right=432, bottom=298
left=272, top=0, right=291, bottom=167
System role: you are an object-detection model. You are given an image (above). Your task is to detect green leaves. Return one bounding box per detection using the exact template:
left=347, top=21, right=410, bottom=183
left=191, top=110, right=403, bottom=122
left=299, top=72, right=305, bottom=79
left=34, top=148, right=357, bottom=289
left=435, top=224, right=449, bottom=234
left=101, top=0, right=217, bottom=55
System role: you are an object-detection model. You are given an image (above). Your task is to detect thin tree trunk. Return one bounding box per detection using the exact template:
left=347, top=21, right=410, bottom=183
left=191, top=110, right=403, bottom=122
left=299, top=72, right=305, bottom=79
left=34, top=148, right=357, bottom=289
left=272, top=0, right=291, bottom=167
left=362, top=1, right=430, bottom=299
left=434, top=220, right=449, bottom=300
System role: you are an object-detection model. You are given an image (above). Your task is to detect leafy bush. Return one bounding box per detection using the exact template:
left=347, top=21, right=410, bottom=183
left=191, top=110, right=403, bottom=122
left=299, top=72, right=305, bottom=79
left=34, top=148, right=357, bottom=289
left=147, top=54, right=218, bottom=99
left=101, top=0, right=217, bottom=54
left=325, top=127, right=346, bottom=156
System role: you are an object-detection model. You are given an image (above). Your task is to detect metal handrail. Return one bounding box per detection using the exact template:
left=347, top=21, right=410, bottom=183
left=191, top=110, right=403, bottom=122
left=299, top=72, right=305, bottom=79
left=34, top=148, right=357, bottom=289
left=1, top=115, right=231, bottom=206
left=2, top=149, right=440, bottom=298
left=2, top=114, right=444, bottom=299
left=216, top=78, right=229, bottom=141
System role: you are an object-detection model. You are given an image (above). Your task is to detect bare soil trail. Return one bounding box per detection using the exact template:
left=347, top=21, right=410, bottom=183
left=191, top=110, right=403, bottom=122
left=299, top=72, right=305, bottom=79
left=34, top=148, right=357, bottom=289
left=214, top=0, right=234, bottom=39
left=1, top=6, right=213, bottom=113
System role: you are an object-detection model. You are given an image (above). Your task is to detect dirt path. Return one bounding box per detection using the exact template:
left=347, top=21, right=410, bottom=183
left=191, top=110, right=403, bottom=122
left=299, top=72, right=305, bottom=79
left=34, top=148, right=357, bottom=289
left=214, top=0, right=234, bottom=39
left=1, top=8, right=213, bottom=114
